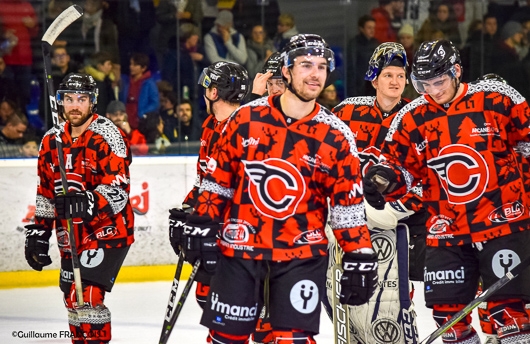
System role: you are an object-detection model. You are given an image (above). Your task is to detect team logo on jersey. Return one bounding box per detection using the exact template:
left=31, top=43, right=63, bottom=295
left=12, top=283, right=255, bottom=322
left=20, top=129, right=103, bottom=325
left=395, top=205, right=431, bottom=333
left=427, top=144, right=489, bottom=204
left=358, top=148, right=380, bottom=176
left=488, top=201, right=525, bottom=223
left=293, top=229, right=324, bottom=244
left=492, top=249, right=521, bottom=278
left=289, top=280, right=319, bottom=314
left=243, top=158, right=306, bottom=220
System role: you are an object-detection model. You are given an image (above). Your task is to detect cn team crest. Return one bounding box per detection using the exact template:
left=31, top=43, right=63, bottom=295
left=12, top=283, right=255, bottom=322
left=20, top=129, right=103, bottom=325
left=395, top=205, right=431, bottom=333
left=243, top=158, right=306, bottom=220
left=427, top=144, right=489, bottom=204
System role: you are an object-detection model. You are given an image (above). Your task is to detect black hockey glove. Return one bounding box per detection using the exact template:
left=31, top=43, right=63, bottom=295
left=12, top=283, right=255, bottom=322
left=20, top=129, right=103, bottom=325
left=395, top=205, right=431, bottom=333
left=169, top=208, right=190, bottom=255
left=55, top=190, right=97, bottom=220
left=340, top=251, right=378, bottom=306
left=363, top=165, right=398, bottom=210
left=24, top=224, right=52, bottom=271
left=183, top=215, right=220, bottom=274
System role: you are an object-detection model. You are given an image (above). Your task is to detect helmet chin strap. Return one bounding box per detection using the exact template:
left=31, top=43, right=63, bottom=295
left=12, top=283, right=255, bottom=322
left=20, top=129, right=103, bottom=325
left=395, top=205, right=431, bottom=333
left=205, top=92, right=221, bottom=115
left=285, top=69, right=313, bottom=103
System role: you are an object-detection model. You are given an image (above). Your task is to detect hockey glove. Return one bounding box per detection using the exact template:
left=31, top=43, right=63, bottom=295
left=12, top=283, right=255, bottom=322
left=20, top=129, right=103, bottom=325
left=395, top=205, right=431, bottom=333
left=183, top=215, right=220, bottom=274
left=340, top=251, right=378, bottom=306
left=55, top=190, right=97, bottom=220
left=24, top=224, right=52, bottom=271
left=169, top=208, right=190, bottom=255
left=363, top=165, right=398, bottom=210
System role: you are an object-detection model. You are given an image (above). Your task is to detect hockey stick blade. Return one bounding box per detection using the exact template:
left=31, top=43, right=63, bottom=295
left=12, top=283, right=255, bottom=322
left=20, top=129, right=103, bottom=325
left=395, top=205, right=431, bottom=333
left=159, top=260, right=201, bottom=344
left=42, top=5, right=83, bottom=45
left=420, top=255, right=530, bottom=344
left=158, top=252, right=185, bottom=344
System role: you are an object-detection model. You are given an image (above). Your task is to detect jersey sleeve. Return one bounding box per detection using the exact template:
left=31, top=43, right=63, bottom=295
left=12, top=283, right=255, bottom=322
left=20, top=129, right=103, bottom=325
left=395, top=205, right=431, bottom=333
left=34, top=133, right=58, bottom=231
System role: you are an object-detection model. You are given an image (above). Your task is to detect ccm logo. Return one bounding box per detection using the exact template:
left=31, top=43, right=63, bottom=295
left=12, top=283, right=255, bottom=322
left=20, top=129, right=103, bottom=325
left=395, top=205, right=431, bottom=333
left=343, top=262, right=377, bottom=272
left=183, top=225, right=212, bottom=236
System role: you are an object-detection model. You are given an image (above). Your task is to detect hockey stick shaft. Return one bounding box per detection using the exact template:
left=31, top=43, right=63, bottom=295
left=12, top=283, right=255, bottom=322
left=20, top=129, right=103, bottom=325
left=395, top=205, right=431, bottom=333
left=158, top=252, right=185, bottom=344
left=420, top=255, right=530, bottom=344
left=331, top=239, right=351, bottom=344
left=159, top=260, right=201, bottom=344
left=41, top=4, right=84, bottom=306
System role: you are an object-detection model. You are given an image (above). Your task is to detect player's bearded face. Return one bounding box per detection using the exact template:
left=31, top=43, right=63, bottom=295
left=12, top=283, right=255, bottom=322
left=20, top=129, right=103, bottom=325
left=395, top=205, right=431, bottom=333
left=63, top=93, right=92, bottom=127
left=290, top=56, right=328, bottom=100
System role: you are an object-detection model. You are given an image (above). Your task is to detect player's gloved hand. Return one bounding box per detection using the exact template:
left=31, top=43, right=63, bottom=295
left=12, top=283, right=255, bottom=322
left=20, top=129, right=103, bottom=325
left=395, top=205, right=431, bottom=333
left=363, top=165, right=398, bottom=210
left=183, top=215, right=220, bottom=274
left=340, top=251, right=378, bottom=306
left=169, top=207, right=192, bottom=255
left=24, top=224, right=52, bottom=271
left=364, top=199, right=414, bottom=230
left=55, top=190, right=97, bottom=220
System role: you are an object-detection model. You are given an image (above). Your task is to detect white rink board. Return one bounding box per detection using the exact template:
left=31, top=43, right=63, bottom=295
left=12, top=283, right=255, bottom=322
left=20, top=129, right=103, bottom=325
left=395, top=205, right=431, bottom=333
left=0, top=156, right=198, bottom=272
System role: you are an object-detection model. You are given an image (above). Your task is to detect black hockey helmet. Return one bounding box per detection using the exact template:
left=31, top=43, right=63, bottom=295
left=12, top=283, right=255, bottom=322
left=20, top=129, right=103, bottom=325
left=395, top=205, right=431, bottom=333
left=56, top=73, right=98, bottom=105
left=411, top=40, right=461, bottom=94
left=198, top=61, right=250, bottom=103
left=280, top=34, right=335, bottom=72
left=365, top=42, right=408, bottom=81
left=261, top=52, right=283, bottom=78
left=478, top=73, right=507, bottom=84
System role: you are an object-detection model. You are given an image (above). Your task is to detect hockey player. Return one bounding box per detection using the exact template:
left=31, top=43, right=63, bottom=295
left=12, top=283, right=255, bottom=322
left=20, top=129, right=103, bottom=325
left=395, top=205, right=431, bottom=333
left=24, top=73, right=134, bottom=343
left=180, top=33, right=377, bottom=344
left=364, top=39, right=530, bottom=343
left=246, top=51, right=286, bottom=102
left=169, top=61, right=249, bottom=306
left=327, top=42, right=423, bottom=343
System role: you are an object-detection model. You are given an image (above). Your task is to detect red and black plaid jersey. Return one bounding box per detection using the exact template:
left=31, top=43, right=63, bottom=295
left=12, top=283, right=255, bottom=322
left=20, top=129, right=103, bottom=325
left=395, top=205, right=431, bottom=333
left=380, top=80, right=530, bottom=247
left=183, top=114, right=229, bottom=208
left=35, top=115, right=134, bottom=253
left=333, top=96, right=422, bottom=212
left=194, top=95, right=372, bottom=261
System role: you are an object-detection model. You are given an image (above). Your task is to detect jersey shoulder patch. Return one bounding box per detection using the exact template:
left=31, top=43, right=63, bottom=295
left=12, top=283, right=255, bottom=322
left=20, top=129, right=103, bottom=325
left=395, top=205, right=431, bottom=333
left=88, top=116, right=128, bottom=158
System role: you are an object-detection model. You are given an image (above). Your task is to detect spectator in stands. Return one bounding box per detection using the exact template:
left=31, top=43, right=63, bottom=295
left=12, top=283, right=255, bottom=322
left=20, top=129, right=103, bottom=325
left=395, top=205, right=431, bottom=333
left=138, top=111, right=171, bottom=155
left=273, top=13, right=299, bottom=52
left=0, top=0, right=38, bottom=108
left=232, top=0, right=280, bottom=38
left=347, top=15, right=379, bottom=97
left=317, top=84, right=341, bottom=110
left=156, top=0, right=203, bottom=70
left=119, top=53, right=160, bottom=130
left=83, top=51, right=116, bottom=116
left=492, top=21, right=530, bottom=98
left=51, top=46, right=78, bottom=91
left=161, top=23, right=209, bottom=104
left=397, top=23, right=418, bottom=99
left=246, top=24, right=275, bottom=78
left=159, top=90, right=179, bottom=142
left=0, top=99, right=18, bottom=127
left=175, top=98, right=201, bottom=142
left=0, top=56, right=21, bottom=113
left=19, top=133, right=39, bottom=157
left=0, top=112, right=27, bottom=158
left=371, top=0, right=403, bottom=43
left=107, top=0, right=157, bottom=74
left=416, top=2, right=462, bottom=48
left=204, top=10, right=248, bottom=66
left=105, top=100, right=148, bottom=156
left=80, top=0, right=119, bottom=63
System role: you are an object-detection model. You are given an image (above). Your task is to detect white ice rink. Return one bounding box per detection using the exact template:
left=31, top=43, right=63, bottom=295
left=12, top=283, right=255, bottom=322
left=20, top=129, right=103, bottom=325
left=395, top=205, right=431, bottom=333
left=0, top=280, right=488, bottom=344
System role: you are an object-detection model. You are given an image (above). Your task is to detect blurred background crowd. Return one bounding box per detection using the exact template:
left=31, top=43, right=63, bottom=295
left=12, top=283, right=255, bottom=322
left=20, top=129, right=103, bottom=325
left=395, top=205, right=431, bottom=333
left=1, top=0, right=529, bottom=158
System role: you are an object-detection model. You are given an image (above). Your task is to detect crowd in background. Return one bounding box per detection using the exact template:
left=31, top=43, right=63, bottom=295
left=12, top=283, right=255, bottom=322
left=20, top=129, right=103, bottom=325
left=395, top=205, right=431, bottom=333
left=1, top=0, right=530, bottom=158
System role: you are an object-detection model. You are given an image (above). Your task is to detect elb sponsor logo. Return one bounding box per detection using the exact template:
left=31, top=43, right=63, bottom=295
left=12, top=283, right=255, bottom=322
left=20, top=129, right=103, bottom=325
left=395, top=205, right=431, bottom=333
left=222, top=222, right=250, bottom=243
left=488, top=201, right=524, bottom=223
left=424, top=266, right=465, bottom=285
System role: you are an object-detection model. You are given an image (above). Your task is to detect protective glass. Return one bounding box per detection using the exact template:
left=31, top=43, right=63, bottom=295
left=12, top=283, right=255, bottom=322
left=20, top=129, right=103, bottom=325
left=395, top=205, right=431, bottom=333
left=197, top=68, right=212, bottom=89
left=285, top=47, right=335, bottom=72
left=56, top=90, right=97, bottom=105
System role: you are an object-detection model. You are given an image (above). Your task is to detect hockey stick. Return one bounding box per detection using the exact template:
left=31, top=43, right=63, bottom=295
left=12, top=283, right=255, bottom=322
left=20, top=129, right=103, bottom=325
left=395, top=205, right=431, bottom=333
left=159, top=260, right=201, bottom=344
left=420, top=255, right=530, bottom=344
left=331, top=238, right=351, bottom=344
left=158, top=252, right=185, bottom=344
left=41, top=4, right=85, bottom=306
